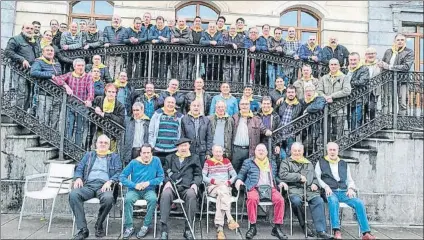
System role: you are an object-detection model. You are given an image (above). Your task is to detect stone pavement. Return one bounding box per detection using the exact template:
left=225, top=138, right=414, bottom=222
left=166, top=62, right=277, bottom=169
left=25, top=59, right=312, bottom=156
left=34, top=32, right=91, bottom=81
left=1, top=213, right=423, bottom=239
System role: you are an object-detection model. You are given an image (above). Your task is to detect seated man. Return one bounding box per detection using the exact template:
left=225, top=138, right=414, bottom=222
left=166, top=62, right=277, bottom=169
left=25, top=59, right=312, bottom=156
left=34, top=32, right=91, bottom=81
left=70, top=134, right=122, bottom=240
left=160, top=138, right=202, bottom=240
left=279, top=142, right=332, bottom=239
left=123, top=102, right=150, bottom=163
left=315, top=142, right=376, bottom=240
left=235, top=144, right=287, bottom=240
left=120, top=143, right=164, bottom=239
left=202, top=145, right=239, bottom=239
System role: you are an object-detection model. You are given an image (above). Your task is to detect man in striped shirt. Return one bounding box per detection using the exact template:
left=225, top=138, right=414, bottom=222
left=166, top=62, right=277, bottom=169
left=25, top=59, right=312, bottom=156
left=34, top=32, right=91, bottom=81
left=202, top=145, right=239, bottom=239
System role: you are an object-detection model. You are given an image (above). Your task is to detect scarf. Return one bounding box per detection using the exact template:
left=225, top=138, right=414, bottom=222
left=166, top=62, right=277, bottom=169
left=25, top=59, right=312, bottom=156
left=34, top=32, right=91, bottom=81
left=92, top=76, right=101, bottom=82
left=330, top=70, right=344, bottom=77
left=261, top=107, right=273, bottom=116
left=307, top=43, right=318, bottom=52
left=221, top=93, right=232, bottom=100
left=38, top=56, right=54, bottom=65
left=144, top=92, right=158, bottom=100
left=206, top=30, right=217, bottom=37
left=324, top=155, right=340, bottom=164
left=134, top=114, right=150, bottom=120
left=240, top=110, right=253, bottom=118
left=72, top=71, right=85, bottom=78
left=102, top=98, right=115, bottom=113
left=161, top=107, right=176, bottom=116
left=328, top=42, right=338, bottom=50
left=254, top=157, right=270, bottom=172
left=209, top=157, right=224, bottom=165
left=217, top=26, right=225, bottom=32
left=304, top=93, right=318, bottom=104
left=285, top=97, right=299, bottom=105
left=112, top=24, right=121, bottom=32
left=93, top=63, right=106, bottom=69
left=285, top=36, right=297, bottom=42
left=114, top=80, right=128, bottom=88
left=176, top=151, right=191, bottom=160
left=167, top=88, right=178, bottom=95
left=229, top=32, right=237, bottom=39
left=88, top=29, right=98, bottom=34
left=391, top=44, right=405, bottom=54
left=131, top=26, right=140, bottom=33
left=192, top=25, right=203, bottom=33
left=292, top=156, right=310, bottom=164
left=242, top=95, right=254, bottom=102
left=188, top=111, right=201, bottom=119
left=215, top=113, right=229, bottom=119
left=301, top=76, right=314, bottom=82
left=40, top=38, right=52, bottom=49
left=177, top=25, right=187, bottom=31
left=70, top=31, right=78, bottom=37
left=363, top=59, right=377, bottom=66
left=274, top=36, right=282, bottom=41
left=96, top=149, right=112, bottom=156
left=276, top=86, right=286, bottom=94
left=236, top=28, right=245, bottom=33
left=136, top=156, right=153, bottom=165
left=348, top=63, right=363, bottom=73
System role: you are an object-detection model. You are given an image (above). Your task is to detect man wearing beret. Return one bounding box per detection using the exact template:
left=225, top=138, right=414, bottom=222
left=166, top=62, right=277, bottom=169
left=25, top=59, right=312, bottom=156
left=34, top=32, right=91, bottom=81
left=159, top=138, right=202, bottom=240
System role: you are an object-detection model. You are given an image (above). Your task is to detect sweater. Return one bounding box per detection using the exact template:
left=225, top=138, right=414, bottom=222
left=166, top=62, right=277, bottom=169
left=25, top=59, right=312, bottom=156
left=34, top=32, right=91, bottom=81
left=202, top=158, right=237, bottom=185
left=119, top=157, right=164, bottom=191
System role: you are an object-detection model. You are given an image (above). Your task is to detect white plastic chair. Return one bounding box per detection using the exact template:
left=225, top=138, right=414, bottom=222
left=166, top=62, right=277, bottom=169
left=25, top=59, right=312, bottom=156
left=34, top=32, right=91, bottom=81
left=199, top=184, right=240, bottom=233
left=18, top=163, right=75, bottom=232
left=71, top=198, right=110, bottom=236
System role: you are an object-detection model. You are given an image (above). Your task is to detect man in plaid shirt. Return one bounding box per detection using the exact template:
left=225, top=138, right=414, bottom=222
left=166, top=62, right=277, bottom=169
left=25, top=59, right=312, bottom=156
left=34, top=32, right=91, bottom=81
left=53, top=58, right=94, bottom=147
left=283, top=27, right=301, bottom=82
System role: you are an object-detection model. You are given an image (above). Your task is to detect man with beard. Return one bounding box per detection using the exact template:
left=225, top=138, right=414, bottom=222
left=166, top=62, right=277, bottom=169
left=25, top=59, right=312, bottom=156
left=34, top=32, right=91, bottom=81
left=321, top=36, right=350, bottom=70
left=32, top=21, right=42, bottom=41
left=5, top=23, right=41, bottom=112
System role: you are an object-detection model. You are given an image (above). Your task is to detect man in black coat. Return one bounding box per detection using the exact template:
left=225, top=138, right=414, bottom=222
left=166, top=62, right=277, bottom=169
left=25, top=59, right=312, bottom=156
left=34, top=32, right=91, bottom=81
left=181, top=100, right=213, bottom=166
left=158, top=79, right=185, bottom=113
left=160, top=138, right=202, bottom=240
left=184, top=78, right=212, bottom=115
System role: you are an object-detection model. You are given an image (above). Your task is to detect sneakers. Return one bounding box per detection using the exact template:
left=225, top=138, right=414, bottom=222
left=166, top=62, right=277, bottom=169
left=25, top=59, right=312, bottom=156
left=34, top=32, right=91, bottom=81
left=217, top=230, right=226, bottom=240
left=136, top=226, right=149, bottom=239
left=122, top=227, right=134, bottom=239
left=228, top=220, right=239, bottom=230
left=73, top=228, right=89, bottom=240
left=362, top=232, right=376, bottom=240
left=334, top=230, right=342, bottom=239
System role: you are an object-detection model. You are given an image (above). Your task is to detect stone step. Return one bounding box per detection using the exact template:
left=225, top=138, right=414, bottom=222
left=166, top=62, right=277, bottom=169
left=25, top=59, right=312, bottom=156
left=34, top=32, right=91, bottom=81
left=1, top=115, right=14, bottom=124
left=23, top=147, right=59, bottom=176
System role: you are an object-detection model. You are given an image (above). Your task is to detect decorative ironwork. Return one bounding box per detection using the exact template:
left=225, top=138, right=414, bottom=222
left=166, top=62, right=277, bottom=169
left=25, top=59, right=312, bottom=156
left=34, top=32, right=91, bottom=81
left=272, top=112, right=324, bottom=143
left=397, top=116, right=424, bottom=131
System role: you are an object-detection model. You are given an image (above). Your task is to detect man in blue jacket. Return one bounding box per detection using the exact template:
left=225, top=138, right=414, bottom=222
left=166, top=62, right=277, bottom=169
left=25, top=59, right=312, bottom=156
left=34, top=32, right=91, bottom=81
left=123, top=17, right=148, bottom=78
left=103, top=14, right=126, bottom=78
left=69, top=134, right=122, bottom=240
left=149, top=16, right=171, bottom=80
left=244, top=27, right=268, bottom=85
left=120, top=143, right=164, bottom=239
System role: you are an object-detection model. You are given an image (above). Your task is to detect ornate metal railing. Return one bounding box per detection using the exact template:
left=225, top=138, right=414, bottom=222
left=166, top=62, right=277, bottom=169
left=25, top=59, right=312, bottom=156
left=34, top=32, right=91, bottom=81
left=272, top=70, right=424, bottom=163
left=1, top=50, right=125, bottom=161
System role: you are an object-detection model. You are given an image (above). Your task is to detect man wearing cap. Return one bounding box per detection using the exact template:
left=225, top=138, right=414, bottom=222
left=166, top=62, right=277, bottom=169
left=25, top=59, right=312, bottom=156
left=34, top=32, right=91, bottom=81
left=160, top=138, right=202, bottom=240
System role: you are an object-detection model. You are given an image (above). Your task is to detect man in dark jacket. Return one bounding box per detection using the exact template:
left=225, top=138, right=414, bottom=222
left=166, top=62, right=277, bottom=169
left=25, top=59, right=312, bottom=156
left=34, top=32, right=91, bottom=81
left=160, top=138, right=202, bottom=240
left=222, top=24, right=244, bottom=82
left=235, top=144, right=287, bottom=240
left=69, top=134, right=122, bottom=240
left=184, top=77, right=212, bottom=115
left=181, top=100, right=213, bottom=166
left=346, top=52, right=369, bottom=129
left=114, top=72, right=135, bottom=117
left=158, top=79, right=185, bottom=113
left=259, top=96, right=281, bottom=153
left=142, top=12, right=154, bottom=36
left=267, top=27, right=286, bottom=88
left=200, top=22, right=223, bottom=80
left=5, top=23, right=41, bottom=111
left=103, top=14, right=126, bottom=78
left=380, top=33, right=415, bottom=116
left=320, top=36, right=350, bottom=71
left=92, top=83, right=126, bottom=152
left=123, top=102, right=150, bottom=163
left=123, top=17, right=148, bottom=78
left=50, top=19, right=62, bottom=49
left=85, top=55, right=113, bottom=84
left=279, top=142, right=332, bottom=239
left=132, top=83, right=160, bottom=119
left=30, top=45, right=62, bottom=127
left=245, top=27, right=268, bottom=85
left=170, top=17, right=193, bottom=79
left=83, top=21, right=104, bottom=50
left=209, top=100, right=234, bottom=159
left=232, top=98, right=272, bottom=173
left=149, top=16, right=171, bottom=80
left=269, top=77, right=286, bottom=108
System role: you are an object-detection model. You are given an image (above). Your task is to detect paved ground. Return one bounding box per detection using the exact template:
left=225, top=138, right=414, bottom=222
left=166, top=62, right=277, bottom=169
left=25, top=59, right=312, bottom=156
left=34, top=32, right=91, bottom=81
left=1, top=213, right=423, bottom=239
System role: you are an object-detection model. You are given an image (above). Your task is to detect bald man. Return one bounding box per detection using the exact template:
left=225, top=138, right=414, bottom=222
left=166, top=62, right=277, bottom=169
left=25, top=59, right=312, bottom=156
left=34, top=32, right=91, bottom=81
left=5, top=23, right=41, bottom=111
left=157, top=79, right=185, bottom=113
left=321, top=36, right=350, bottom=69
left=60, top=22, right=83, bottom=51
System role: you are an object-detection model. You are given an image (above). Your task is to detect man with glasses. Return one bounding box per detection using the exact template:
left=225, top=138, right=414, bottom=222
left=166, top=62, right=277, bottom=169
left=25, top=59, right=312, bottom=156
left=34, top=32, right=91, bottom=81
left=244, top=27, right=268, bottom=85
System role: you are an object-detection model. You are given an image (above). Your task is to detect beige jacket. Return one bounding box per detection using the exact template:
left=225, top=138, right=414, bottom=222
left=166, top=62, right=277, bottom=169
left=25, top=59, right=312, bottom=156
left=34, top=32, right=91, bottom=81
left=293, top=77, right=319, bottom=100
left=317, top=73, right=352, bottom=116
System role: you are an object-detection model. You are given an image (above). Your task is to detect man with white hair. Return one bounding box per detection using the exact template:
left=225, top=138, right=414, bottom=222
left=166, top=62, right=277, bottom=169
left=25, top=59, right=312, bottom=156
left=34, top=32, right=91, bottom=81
left=52, top=58, right=94, bottom=147
left=103, top=14, right=126, bottom=77
left=321, top=36, right=350, bottom=70
left=60, top=22, right=83, bottom=51
left=123, top=102, right=150, bottom=163
left=5, top=23, right=41, bottom=111
left=70, top=134, right=122, bottom=240
left=315, top=142, right=376, bottom=240
left=279, top=142, right=332, bottom=239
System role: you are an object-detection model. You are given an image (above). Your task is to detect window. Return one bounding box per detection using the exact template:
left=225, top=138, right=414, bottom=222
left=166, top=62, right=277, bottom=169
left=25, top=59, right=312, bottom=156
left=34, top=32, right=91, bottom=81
left=402, top=25, right=424, bottom=72
left=279, top=8, right=321, bottom=44
left=69, top=1, right=114, bottom=31
left=176, top=2, right=220, bottom=29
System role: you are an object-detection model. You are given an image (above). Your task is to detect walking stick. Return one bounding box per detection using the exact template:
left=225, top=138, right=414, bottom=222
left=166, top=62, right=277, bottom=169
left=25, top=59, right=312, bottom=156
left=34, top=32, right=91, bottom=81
left=304, top=182, right=308, bottom=238
left=171, top=179, right=196, bottom=239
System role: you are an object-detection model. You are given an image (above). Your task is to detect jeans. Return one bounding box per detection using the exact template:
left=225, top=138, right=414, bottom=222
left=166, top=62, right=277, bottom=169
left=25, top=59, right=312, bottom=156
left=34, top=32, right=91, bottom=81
left=350, top=104, right=362, bottom=130
left=327, top=190, right=370, bottom=233
left=14, top=72, right=31, bottom=111
left=290, top=195, right=327, bottom=232
left=37, top=94, right=59, bottom=128
left=66, top=108, right=86, bottom=147
left=124, top=190, right=157, bottom=228
left=267, top=64, right=283, bottom=89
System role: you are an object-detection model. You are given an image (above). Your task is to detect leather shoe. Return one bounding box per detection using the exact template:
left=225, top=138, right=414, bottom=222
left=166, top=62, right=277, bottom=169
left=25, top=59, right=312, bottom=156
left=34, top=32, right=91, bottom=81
left=183, top=229, right=194, bottom=240
left=301, top=225, right=315, bottom=237
left=73, top=228, right=89, bottom=240
left=316, top=231, right=333, bottom=239
left=271, top=226, right=288, bottom=240
left=94, top=223, right=105, bottom=238
left=246, top=225, right=257, bottom=239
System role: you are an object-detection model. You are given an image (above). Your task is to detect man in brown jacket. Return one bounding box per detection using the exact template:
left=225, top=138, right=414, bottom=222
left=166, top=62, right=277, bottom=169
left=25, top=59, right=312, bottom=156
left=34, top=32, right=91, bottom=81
left=380, top=33, right=415, bottom=115
left=231, top=98, right=272, bottom=173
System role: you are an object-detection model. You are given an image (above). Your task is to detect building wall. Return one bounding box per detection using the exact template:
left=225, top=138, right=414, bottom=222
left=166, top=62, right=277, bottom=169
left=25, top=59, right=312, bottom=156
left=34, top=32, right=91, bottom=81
left=7, top=1, right=369, bottom=54
left=1, top=1, right=17, bottom=49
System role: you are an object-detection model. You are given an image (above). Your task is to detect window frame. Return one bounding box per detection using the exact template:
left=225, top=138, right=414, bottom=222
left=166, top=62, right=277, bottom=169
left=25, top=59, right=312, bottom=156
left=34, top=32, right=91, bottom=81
left=175, top=1, right=220, bottom=27
left=279, top=8, right=321, bottom=44
left=404, top=25, right=424, bottom=72
left=69, top=1, right=114, bottom=27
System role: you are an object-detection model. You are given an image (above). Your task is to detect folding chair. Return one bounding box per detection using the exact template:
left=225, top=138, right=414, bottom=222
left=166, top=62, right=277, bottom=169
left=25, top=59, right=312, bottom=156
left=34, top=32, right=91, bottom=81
left=120, top=182, right=162, bottom=238
left=199, top=183, right=240, bottom=233
left=18, top=163, right=75, bottom=232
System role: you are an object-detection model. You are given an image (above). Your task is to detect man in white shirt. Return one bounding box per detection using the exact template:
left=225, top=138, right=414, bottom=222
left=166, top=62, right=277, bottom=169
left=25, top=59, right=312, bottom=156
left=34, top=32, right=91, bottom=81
left=315, top=142, right=376, bottom=240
